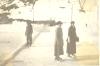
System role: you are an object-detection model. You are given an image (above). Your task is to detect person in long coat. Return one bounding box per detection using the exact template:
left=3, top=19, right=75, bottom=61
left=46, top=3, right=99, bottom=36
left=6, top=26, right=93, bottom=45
left=25, top=22, right=33, bottom=47
left=67, top=21, right=79, bottom=57
left=54, top=21, right=64, bottom=61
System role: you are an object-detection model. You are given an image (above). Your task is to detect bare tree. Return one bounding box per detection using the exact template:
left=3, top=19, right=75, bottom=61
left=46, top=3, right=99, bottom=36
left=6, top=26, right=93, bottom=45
left=0, top=0, right=38, bottom=24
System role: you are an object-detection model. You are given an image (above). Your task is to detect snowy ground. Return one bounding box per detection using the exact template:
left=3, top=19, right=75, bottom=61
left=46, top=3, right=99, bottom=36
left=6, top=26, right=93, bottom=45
left=0, top=23, right=99, bottom=66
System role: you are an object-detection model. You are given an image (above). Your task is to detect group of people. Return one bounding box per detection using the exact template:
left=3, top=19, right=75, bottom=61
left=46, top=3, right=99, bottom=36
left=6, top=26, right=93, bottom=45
left=54, top=21, right=79, bottom=61
left=25, top=21, right=79, bottom=61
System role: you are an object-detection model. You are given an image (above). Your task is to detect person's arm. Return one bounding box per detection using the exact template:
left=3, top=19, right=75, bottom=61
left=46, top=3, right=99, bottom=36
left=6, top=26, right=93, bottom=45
left=25, top=26, right=28, bottom=35
left=30, top=25, right=33, bottom=33
left=67, top=27, right=71, bottom=42
left=68, top=27, right=71, bottom=37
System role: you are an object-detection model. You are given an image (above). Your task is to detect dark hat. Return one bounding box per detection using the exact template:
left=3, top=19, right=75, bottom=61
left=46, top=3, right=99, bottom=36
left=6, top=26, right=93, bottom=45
left=56, top=21, right=62, bottom=25
left=71, top=21, right=75, bottom=24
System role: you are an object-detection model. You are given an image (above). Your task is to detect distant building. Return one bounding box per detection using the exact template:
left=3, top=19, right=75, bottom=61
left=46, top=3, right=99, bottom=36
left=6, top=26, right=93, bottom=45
left=0, top=13, right=13, bottom=24
left=33, top=20, right=56, bottom=26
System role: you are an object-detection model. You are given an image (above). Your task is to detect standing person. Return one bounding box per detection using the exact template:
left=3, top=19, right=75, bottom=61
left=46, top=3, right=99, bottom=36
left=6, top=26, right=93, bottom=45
left=25, top=22, right=33, bottom=47
left=67, top=21, right=79, bottom=57
left=54, top=21, right=64, bottom=61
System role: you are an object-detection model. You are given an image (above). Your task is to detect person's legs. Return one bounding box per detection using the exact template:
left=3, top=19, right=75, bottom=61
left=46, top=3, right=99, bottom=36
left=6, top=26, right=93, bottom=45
left=28, top=35, right=32, bottom=46
left=30, top=35, right=32, bottom=46
left=26, top=36, right=31, bottom=47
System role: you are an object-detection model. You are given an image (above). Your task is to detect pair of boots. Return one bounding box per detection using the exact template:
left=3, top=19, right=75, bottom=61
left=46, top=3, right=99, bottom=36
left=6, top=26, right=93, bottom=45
left=68, top=53, right=76, bottom=57
left=55, top=56, right=63, bottom=61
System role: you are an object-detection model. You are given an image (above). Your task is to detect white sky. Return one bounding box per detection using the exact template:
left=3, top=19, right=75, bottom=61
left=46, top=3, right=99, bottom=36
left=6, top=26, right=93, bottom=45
left=9, top=0, right=98, bottom=22
left=33, top=0, right=97, bottom=21
left=34, top=0, right=78, bottom=21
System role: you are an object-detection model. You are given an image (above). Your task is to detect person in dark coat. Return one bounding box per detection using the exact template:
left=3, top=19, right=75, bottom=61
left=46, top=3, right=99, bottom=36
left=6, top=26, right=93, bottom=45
left=67, top=21, right=79, bottom=57
left=25, top=22, right=33, bottom=47
left=54, top=21, right=64, bottom=61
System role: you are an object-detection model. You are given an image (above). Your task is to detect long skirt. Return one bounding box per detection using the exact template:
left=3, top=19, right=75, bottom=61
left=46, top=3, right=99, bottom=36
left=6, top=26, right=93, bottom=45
left=54, top=41, right=64, bottom=56
left=26, top=34, right=32, bottom=45
left=67, top=41, right=76, bottom=54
